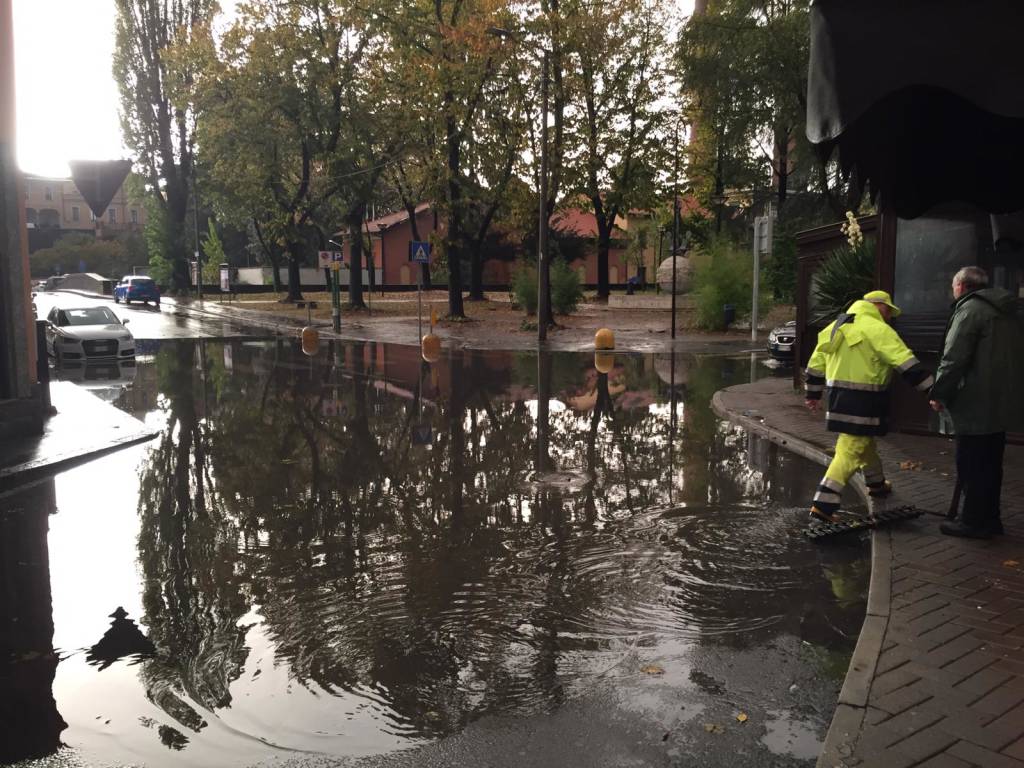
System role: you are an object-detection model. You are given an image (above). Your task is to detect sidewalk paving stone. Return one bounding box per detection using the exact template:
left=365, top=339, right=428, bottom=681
left=713, top=377, right=1024, bottom=767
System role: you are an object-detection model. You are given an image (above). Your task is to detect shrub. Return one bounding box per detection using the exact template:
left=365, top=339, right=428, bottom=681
left=550, top=259, right=583, bottom=315
left=512, top=264, right=538, bottom=315
left=692, top=237, right=769, bottom=330
left=811, top=238, right=876, bottom=323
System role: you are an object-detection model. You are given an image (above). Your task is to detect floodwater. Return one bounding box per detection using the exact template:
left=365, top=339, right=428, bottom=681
left=1, top=340, right=868, bottom=768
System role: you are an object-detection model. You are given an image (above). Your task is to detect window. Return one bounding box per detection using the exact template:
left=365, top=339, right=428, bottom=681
left=108, top=208, right=116, bottom=224
left=71, top=206, right=80, bottom=222
left=44, top=186, right=53, bottom=201
left=130, top=209, right=138, bottom=224
left=90, top=211, right=96, bottom=222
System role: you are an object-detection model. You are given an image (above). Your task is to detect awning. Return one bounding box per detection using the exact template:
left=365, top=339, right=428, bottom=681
left=806, top=0, right=1024, bottom=218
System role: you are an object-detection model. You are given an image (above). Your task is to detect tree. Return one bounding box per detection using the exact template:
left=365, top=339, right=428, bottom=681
left=380, top=0, right=515, bottom=319
left=182, top=0, right=392, bottom=304
left=113, top=0, right=216, bottom=293
left=200, top=219, right=225, bottom=283
left=463, top=53, right=531, bottom=299
left=565, top=0, right=668, bottom=299
left=677, top=0, right=864, bottom=226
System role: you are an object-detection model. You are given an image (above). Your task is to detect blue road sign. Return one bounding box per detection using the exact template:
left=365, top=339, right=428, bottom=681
left=410, top=241, right=431, bottom=263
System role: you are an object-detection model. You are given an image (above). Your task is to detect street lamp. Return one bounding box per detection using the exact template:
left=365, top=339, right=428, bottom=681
left=488, top=26, right=550, bottom=343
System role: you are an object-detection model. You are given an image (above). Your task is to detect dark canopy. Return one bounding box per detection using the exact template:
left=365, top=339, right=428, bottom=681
left=807, top=0, right=1024, bottom=218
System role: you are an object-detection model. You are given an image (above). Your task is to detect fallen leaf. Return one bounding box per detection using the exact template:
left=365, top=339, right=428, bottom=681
left=641, top=664, right=666, bottom=675
left=703, top=723, right=724, bottom=734
left=898, top=461, right=924, bottom=471
left=736, top=713, right=748, bottom=723
left=1004, top=560, right=1020, bottom=568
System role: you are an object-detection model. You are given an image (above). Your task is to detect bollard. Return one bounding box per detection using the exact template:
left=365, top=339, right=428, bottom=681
left=421, top=333, right=442, bottom=363
left=301, top=326, right=320, bottom=356
left=594, top=328, right=615, bottom=350
left=594, top=351, right=615, bottom=375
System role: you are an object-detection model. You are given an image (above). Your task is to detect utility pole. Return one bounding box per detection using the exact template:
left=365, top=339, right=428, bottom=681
left=537, top=49, right=551, bottom=343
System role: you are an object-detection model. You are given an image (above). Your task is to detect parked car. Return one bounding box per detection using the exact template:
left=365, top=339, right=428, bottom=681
left=114, top=275, right=161, bottom=306
left=767, top=320, right=796, bottom=360
left=45, top=306, right=135, bottom=364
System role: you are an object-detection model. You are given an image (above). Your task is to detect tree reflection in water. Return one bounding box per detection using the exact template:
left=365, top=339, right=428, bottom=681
left=133, top=340, right=865, bottom=744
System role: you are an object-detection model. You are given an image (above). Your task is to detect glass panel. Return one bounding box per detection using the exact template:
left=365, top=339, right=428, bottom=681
left=894, top=216, right=980, bottom=316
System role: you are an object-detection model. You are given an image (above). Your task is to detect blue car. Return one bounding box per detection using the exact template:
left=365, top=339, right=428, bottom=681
left=114, top=275, right=161, bottom=306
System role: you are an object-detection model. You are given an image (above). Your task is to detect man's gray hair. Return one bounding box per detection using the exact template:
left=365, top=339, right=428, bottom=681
left=953, top=266, right=989, bottom=291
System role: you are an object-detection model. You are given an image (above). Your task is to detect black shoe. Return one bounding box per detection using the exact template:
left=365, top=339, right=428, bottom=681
left=868, top=480, right=892, bottom=498
left=940, top=521, right=993, bottom=539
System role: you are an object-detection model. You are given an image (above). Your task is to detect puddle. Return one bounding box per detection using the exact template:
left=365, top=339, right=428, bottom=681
left=1, top=340, right=868, bottom=767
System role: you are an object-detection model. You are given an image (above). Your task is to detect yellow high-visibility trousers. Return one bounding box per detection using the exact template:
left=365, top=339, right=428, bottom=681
left=812, top=434, right=885, bottom=514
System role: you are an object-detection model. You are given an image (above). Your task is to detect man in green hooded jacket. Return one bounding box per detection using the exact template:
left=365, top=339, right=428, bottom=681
left=929, top=266, right=1024, bottom=539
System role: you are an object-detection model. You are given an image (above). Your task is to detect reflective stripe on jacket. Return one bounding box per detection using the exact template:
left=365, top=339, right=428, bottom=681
left=805, top=300, right=934, bottom=435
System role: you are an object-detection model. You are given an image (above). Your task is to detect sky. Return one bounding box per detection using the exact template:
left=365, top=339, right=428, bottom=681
left=13, top=0, right=693, bottom=179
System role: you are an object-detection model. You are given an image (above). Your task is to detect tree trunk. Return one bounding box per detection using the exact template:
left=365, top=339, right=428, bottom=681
left=347, top=211, right=367, bottom=309
left=596, top=216, right=613, bottom=300
left=270, top=260, right=282, bottom=293
left=166, top=175, right=190, bottom=294
left=775, top=126, right=789, bottom=207
left=445, top=111, right=465, bottom=319
left=284, top=241, right=304, bottom=303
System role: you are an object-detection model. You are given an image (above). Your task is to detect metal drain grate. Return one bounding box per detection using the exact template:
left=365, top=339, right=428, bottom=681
left=805, top=506, right=924, bottom=541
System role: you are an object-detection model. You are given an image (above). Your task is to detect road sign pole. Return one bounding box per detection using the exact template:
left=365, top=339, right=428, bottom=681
left=752, top=220, right=760, bottom=343
left=331, top=263, right=341, bottom=333
left=418, top=266, right=423, bottom=341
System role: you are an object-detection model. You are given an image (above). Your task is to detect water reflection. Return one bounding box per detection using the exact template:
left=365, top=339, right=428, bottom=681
left=9, top=340, right=868, bottom=765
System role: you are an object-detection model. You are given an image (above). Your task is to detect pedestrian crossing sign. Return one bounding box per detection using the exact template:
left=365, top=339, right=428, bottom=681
left=410, top=241, right=431, bottom=263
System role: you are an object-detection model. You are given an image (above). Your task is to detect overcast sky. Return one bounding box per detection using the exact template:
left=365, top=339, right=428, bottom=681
left=13, top=0, right=692, bottom=178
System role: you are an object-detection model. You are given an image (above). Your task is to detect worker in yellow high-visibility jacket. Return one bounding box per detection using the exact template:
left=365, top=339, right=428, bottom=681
left=804, top=291, right=934, bottom=523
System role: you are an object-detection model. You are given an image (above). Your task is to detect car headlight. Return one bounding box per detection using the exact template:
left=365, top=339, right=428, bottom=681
left=120, top=335, right=132, bottom=341
left=768, top=332, right=777, bottom=342
left=60, top=335, right=78, bottom=345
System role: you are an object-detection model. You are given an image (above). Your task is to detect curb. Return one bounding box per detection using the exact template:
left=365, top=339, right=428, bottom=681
left=710, top=388, right=888, bottom=768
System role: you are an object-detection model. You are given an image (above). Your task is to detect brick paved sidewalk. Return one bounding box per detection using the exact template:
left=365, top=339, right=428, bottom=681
left=714, top=378, right=1024, bottom=768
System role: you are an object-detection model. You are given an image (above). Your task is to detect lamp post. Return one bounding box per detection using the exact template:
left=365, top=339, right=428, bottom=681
left=488, top=26, right=550, bottom=344
left=192, top=171, right=202, bottom=301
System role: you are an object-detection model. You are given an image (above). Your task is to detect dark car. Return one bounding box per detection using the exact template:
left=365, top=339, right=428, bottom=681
left=114, top=276, right=161, bottom=306
left=767, top=320, right=796, bottom=360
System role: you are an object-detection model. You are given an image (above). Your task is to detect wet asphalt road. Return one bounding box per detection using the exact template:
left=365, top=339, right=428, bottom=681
left=33, top=290, right=258, bottom=342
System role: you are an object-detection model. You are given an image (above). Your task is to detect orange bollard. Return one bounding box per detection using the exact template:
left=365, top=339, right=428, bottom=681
left=301, top=326, right=320, bottom=356
left=421, top=333, right=442, bottom=363
left=594, top=328, right=615, bottom=350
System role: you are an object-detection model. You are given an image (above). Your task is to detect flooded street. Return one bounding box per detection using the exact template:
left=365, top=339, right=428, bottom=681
left=3, top=340, right=868, bottom=767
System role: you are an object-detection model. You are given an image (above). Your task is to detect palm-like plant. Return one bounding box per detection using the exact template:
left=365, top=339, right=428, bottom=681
left=812, top=239, right=876, bottom=325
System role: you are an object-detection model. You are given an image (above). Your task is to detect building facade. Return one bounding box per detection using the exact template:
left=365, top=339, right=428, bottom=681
left=22, top=173, right=145, bottom=250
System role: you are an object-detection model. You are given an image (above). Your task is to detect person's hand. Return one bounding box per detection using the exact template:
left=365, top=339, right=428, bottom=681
left=805, top=399, right=820, bottom=412
left=929, top=400, right=944, bottom=412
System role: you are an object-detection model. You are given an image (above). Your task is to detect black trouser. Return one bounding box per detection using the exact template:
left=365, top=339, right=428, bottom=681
left=955, top=432, right=1005, bottom=530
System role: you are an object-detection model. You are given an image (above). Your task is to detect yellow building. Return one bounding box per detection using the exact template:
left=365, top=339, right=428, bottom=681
left=22, top=172, right=145, bottom=237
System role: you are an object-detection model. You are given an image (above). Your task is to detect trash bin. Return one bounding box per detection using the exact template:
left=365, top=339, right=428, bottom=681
left=723, top=304, right=736, bottom=327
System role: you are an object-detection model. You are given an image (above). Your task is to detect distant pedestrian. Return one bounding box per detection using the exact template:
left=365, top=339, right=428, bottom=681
left=929, top=266, right=1024, bottom=539
left=804, top=291, right=934, bottom=523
